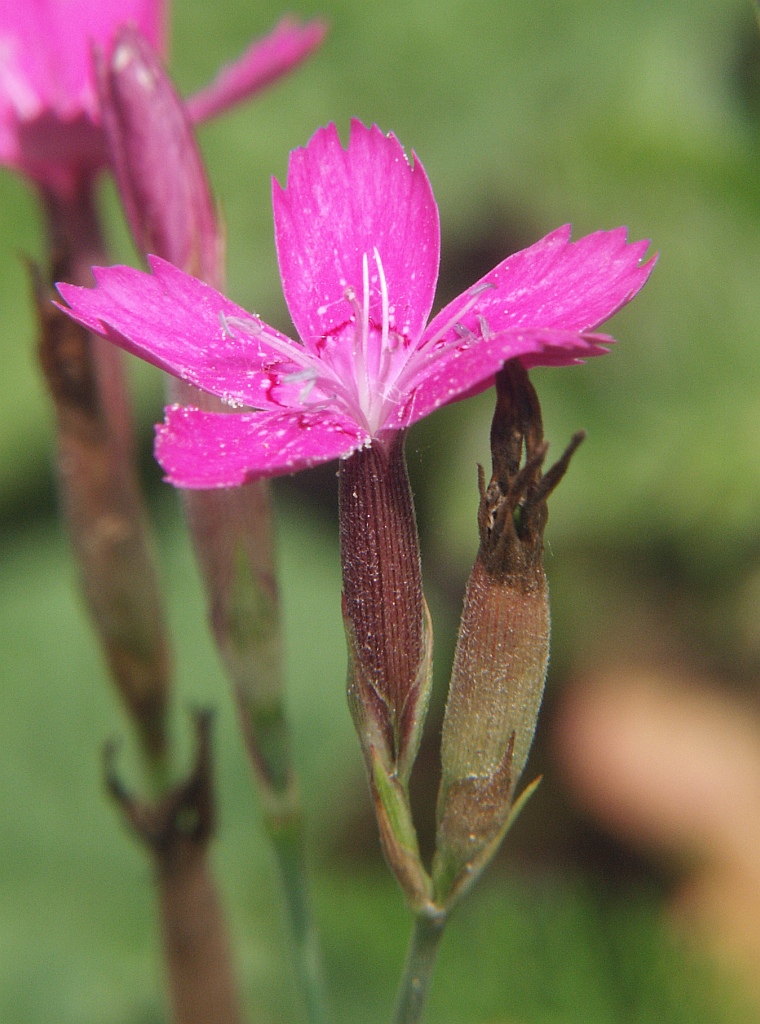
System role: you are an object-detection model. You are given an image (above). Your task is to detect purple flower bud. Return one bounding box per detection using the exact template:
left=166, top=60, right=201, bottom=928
left=97, top=25, right=222, bottom=287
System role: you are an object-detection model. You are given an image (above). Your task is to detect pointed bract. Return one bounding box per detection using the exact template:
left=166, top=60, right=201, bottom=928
left=58, top=120, right=656, bottom=485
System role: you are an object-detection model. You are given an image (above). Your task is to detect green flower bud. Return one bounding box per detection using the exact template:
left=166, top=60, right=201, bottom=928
left=434, top=360, right=584, bottom=906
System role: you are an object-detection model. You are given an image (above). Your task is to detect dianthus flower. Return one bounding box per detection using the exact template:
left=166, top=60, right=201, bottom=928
left=57, top=120, right=655, bottom=487
left=0, top=0, right=324, bottom=195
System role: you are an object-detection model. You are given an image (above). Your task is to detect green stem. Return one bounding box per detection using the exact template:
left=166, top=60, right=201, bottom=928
left=392, top=909, right=447, bottom=1024
left=267, top=815, right=331, bottom=1024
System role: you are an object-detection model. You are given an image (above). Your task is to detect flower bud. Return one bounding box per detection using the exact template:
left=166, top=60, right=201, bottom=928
left=96, top=26, right=223, bottom=288
left=434, top=360, right=584, bottom=906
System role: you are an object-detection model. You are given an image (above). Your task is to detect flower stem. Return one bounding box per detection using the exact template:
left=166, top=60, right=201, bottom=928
left=107, top=713, right=244, bottom=1024
left=267, top=810, right=331, bottom=1024
left=392, top=909, right=447, bottom=1024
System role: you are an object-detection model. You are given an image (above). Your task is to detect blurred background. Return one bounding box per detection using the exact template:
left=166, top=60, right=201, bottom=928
left=3, top=0, right=760, bottom=1020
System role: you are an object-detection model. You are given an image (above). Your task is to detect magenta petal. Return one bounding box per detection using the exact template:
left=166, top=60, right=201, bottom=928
left=56, top=256, right=304, bottom=409
left=273, top=120, right=440, bottom=350
left=157, top=405, right=369, bottom=487
left=185, top=16, right=326, bottom=124
left=389, top=328, right=613, bottom=430
left=423, top=226, right=655, bottom=348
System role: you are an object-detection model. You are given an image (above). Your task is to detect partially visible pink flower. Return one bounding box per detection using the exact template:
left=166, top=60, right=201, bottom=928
left=0, top=0, right=163, bottom=192
left=57, top=120, right=656, bottom=488
left=0, top=1, right=325, bottom=195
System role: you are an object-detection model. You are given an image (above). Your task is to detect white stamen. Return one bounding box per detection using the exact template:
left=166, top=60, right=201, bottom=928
left=374, top=247, right=389, bottom=355
left=471, top=281, right=497, bottom=297
left=477, top=314, right=493, bottom=339
left=389, top=282, right=498, bottom=399
left=216, top=309, right=356, bottom=415
left=223, top=314, right=263, bottom=337
left=283, top=366, right=320, bottom=402
left=299, top=378, right=317, bottom=402
left=223, top=314, right=316, bottom=372
left=371, top=248, right=398, bottom=417
left=453, top=322, right=477, bottom=341
left=362, top=252, right=370, bottom=369
left=343, top=259, right=372, bottom=422
left=219, top=311, right=235, bottom=338
left=359, top=253, right=373, bottom=419
left=420, top=281, right=496, bottom=351
left=284, top=367, right=318, bottom=383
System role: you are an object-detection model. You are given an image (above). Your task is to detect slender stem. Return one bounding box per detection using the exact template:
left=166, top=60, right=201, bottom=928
left=392, top=910, right=447, bottom=1024
left=268, top=813, right=331, bottom=1024
left=158, top=847, right=244, bottom=1024
left=107, top=712, right=244, bottom=1024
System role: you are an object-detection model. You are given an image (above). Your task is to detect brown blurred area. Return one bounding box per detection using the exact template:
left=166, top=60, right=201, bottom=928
left=554, top=666, right=760, bottom=1001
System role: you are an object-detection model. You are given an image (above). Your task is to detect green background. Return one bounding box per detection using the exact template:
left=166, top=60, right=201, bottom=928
left=1, top=0, right=759, bottom=1020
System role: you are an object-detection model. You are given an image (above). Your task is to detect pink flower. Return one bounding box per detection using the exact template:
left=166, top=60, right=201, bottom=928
left=0, top=1, right=325, bottom=195
left=57, top=120, right=655, bottom=488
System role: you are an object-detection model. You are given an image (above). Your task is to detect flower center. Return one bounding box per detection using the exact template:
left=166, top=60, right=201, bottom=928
left=339, top=248, right=396, bottom=434
left=303, top=254, right=496, bottom=435
left=220, top=257, right=498, bottom=437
